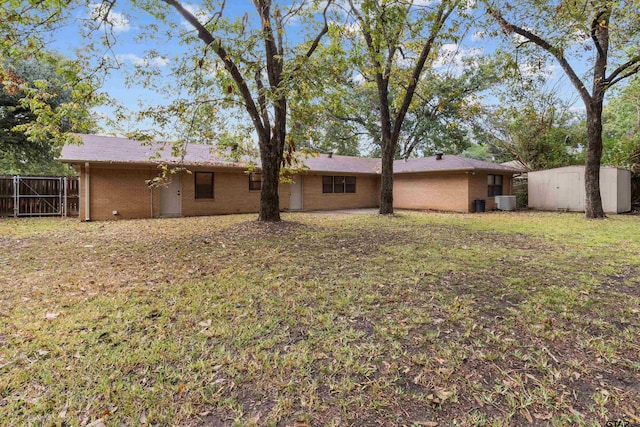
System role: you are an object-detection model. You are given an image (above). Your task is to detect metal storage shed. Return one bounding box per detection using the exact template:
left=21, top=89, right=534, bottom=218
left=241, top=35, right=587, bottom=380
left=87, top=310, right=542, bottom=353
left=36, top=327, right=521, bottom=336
left=528, top=166, right=631, bottom=213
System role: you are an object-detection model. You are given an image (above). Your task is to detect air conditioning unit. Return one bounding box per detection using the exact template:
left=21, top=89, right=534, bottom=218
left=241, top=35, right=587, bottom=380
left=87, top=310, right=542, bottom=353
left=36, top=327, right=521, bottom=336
left=495, top=195, right=516, bottom=211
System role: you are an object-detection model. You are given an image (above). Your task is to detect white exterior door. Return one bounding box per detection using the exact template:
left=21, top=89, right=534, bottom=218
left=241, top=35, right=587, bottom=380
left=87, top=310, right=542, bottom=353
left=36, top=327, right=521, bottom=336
left=556, top=172, right=582, bottom=211
left=289, top=175, right=303, bottom=211
left=160, top=176, right=182, bottom=217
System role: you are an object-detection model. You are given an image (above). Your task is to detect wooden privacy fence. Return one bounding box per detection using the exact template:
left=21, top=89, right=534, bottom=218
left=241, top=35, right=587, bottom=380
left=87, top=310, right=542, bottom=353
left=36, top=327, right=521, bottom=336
left=0, top=176, right=79, bottom=217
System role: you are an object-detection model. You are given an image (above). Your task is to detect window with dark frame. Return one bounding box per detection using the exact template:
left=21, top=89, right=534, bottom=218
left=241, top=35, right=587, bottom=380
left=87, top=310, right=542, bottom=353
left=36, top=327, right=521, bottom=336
left=334, top=176, right=345, bottom=193
left=322, top=175, right=356, bottom=193
left=249, top=172, right=262, bottom=191
left=345, top=176, right=356, bottom=193
left=488, top=174, right=503, bottom=197
left=322, top=176, right=334, bottom=193
left=195, top=172, right=214, bottom=199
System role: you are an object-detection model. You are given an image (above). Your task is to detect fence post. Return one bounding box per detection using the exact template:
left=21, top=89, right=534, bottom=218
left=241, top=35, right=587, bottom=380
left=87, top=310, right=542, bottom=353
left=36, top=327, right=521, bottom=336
left=63, top=177, right=67, bottom=217
left=13, top=176, right=18, bottom=218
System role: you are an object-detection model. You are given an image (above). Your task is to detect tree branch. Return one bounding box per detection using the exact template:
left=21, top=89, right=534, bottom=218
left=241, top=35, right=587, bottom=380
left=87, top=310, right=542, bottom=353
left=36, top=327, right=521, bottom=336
left=391, top=1, right=454, bottom=144
left=254, top=0, right=281, bottom=88
left=255, top=69, right=271, bottom=131
left=606, top=56, right=640, bottom=88
left=303, top=0, right=332, bottom=60
left=590, top=10, right=607, bottom=59
left=488, top=6, right=592, bottom=105
left=161, top=0, right=265, bottom=138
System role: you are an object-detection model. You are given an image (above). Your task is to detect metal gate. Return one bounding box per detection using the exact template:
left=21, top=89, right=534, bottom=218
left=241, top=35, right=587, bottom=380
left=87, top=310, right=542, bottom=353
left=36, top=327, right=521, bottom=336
left=0, top=176, right=79, bottom=217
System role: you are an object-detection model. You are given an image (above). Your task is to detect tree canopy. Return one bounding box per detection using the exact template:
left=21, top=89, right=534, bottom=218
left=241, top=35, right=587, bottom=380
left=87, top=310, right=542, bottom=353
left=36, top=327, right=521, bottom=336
left=0, top=53, right=101, bottom=175
left=342, top=0, right=460, bottom=214
left=485, top=0, right=640, bottom=217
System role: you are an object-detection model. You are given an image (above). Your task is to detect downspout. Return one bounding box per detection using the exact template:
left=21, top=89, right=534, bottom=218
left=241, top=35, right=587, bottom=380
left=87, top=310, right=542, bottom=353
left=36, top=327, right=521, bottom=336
left=84, top=162, right=91, bottom=221
left=149, top=169, right=154, bottom=218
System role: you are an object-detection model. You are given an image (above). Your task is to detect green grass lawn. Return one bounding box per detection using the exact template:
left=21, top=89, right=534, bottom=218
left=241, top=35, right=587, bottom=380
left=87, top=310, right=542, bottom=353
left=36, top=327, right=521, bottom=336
left=0, top=211, right=639, bottom=426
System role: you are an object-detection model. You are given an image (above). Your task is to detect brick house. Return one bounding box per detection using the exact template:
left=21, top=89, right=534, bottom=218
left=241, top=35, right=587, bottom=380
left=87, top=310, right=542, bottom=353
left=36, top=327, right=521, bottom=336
left=59, top=134, right=520, bottom=220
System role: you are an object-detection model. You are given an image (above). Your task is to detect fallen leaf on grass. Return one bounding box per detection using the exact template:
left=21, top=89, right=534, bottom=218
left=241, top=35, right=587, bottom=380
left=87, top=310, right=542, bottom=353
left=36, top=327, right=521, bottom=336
left=568, top=406, right=584, bottom=418
left=45, top=312, right=61, bottom=320
left=59, top=405, right=68, bottom=419
left=533, top=413, right=552, bottom=420
left=473, top=395, right=484, bottom=407
left=520, top=408, right=533, bottom=423
left=434, top=387, right=453, bottom=401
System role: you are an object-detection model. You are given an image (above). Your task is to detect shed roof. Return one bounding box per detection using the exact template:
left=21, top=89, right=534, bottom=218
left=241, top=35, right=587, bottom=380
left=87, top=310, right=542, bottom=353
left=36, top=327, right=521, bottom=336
left=59, top=134, right=520, bottom=174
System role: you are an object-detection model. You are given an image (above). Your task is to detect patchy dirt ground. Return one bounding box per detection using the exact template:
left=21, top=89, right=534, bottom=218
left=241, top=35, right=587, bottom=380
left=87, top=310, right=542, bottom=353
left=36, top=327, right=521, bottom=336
left=0, top=211, right=639, bottom=426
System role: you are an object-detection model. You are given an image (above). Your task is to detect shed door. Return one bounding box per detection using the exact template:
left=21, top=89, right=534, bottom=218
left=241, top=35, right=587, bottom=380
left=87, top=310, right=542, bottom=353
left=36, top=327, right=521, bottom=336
left=290, top=175, right=303, bottom=211
left=556, top=172, right=582, bottom=211
left=160, top=176, right=182, bottom=217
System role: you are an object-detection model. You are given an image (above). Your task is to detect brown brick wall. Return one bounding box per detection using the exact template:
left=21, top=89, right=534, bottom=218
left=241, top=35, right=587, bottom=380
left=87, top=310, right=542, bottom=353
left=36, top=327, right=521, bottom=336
left=181, top=167, right=290, bottom=216
left=394, top=173, right=470, bottom=212
left=79, top=164, right=159, bottom=221
left=78, top=163, right=513, bottom=220
left=79, top=164, right=291, bottom=220
left=468, top=171, right=513, bottom=212
left=300, top=174, right=379, bottom=211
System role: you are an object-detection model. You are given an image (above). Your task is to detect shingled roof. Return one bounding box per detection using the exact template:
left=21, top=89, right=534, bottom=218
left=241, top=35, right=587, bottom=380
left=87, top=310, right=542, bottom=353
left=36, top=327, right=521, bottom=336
left=59, top=134, right=519, bottom=174
left=393, top=155, right=521, bottom=173
left=59, top=134, right=242, bottom=168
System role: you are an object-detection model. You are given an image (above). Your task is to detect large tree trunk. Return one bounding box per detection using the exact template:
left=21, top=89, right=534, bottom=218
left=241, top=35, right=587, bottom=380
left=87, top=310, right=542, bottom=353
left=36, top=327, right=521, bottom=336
left=258, top=133, right=282, bottom=222
left=379, top=140, right=394, bottom=214
left=584, top=102, right=605, bottom=219
left=377, top=71, right=394, bottom=214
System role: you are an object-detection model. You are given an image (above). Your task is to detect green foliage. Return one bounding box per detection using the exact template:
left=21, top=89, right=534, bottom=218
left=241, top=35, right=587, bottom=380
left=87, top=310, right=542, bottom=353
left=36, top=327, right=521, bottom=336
left=0, top=53, right=102, bottom=175
left=475, top=84, right=587, bottom=171
left=483, top=0, right=640, bottom=88
left=602, top=79, right=640, bottom=172
left=460, top=143, right=509, bottom=163
left=292, top=0, right=479, bottom=161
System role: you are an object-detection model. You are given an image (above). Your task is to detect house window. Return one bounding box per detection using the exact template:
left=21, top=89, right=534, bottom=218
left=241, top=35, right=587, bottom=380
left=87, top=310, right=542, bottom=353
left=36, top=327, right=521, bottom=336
left=249, top=172, right=262, bottom=191
left=195, top=172, right=214, bottom=199
left=322, top=176, right=356, bottom=193
left=488, top=174, right=503, bottom=197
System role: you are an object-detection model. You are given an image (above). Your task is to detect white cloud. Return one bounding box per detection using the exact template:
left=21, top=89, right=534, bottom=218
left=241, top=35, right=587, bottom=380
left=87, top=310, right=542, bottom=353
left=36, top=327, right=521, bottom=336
left=116, top=53, right=169, bottom=67
left=351, top=73, right=365, bottom=84
left=181, top=3, right=212, bottom=29
left=89, top=3, right=130, bottom=32
left=518, top=62, right=559, bottom=79
left=471, top=31, right=485, bottom=41
left=341, top=20, right=361, bottom=35
left=433, top=43, right=482, bottom=71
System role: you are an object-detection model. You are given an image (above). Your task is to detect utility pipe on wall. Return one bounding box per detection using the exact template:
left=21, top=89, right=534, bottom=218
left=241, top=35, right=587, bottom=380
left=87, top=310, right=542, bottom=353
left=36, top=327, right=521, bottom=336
left=84, top=162, right=90, bottom=221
